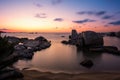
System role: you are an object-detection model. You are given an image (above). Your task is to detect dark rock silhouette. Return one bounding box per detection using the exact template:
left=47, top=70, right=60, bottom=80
left=80, top=59, right=94, bottom=68
left=82, top=31, right=103, bottom=47
left=62, top=30, right=103, bottom=47
left=0, top=35, right=51, bottom=80
left=61, top=29, right=120, bottom=55
left=116, top=31, right=120, bottom=38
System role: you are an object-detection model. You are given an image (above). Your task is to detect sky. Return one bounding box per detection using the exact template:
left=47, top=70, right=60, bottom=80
left=0, top=0, right=120, bottom=32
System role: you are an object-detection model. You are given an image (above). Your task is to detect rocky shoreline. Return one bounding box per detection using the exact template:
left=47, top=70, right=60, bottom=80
left=0, top=36, right=51, bottom=80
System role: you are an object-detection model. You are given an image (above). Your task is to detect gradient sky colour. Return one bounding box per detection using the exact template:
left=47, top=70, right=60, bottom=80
left=0, top=0, right=120, bottom=32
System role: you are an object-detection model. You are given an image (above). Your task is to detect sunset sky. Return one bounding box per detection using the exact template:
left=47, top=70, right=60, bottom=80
left=0, top=0, right=120, bottom=32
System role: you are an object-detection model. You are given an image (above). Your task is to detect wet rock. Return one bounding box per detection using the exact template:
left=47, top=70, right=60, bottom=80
left=70, top=29, right=78, bottom=44
left=39, top=42, right=51, bottom=49
left=0, top=54, right=19, bottom=70
left=23, top=40, right=40, bottom=48
left=6, top=36, right=20, bottom=44
left=20, top=38, right=29, bottom=42
left=89, top=46, right=120, bottom=55
left=80, top=59, right=94, bottom=68
left=14, top=44, right=27, bottom=51
left=82, top=31, right=103, bottom=47
left=61, top=40, right=69, bottom=44
left=35, top=36, right=48, bottom=42
left=103, top=46, right=120, bottom=54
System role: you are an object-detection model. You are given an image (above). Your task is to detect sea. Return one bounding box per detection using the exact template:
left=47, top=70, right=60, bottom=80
left=1, top=32, right=120, bottom=73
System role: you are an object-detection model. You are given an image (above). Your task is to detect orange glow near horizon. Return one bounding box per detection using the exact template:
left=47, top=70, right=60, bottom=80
left=0, top=0, right=120, bottom=33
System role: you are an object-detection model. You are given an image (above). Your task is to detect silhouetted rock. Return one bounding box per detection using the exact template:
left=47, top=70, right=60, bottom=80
left=107, top=32, right=116, bottom=37
left=89, top=46, right=120, bottom=55
left=116, top=31, right=120, bottom=38
left=63, top=30, right=103, bottom=48
left=82, top=31, right=103, bottom=47
left=35, top=36, right=48, bottom=42
left=0, top=35, right=51, bottom=80
left=70, top=29, right=78, bottom=44
left=80, top=59, right=94, bottom=68
left=0, top=69, right=23, bottom=80
left=61, top=40, right=69, bottom=44
left=6, top=36, right=20, bottom=44
left=14, top=44, right=27, bottom=51
left=20, top=38, right=29, bottom=42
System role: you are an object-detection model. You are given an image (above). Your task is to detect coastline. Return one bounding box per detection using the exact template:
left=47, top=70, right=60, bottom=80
left=22, top=70, right=120, bottom=80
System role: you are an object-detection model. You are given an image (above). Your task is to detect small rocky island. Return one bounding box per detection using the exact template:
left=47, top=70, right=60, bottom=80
left=0, top=35, right=51, bottom=80
left=62, top=30, right=120, bottom=68
left=62, top=29, right=120, bottom=54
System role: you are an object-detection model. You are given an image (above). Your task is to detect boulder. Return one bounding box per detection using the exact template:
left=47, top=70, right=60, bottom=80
left=70, top=29, right=78, bottom=44
left=35, top=36, right=47, bottom=42
left=14, top=44, right=27, bottom=51
left=23, top=40, right=40, bottom=48
left=82, top=31, right=103, bottom=47
left=20, top=38, right=29, bottom=42
left=80, top=59, right=93, bottom=68
left=103, top=46, right=120, bottom=54
left=6, top=36, right=20, bottom=44
left=61, top=40, right=69, bottom=44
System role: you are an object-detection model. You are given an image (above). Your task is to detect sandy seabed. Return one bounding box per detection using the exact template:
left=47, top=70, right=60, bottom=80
left=22, top=70, right=120, bottom=80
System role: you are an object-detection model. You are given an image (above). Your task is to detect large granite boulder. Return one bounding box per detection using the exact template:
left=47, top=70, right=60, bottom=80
left=82, top=31, right=103, bottom=47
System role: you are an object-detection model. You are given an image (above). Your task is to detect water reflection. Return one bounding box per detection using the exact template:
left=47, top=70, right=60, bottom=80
left=11, top=33, right=120, bottom=73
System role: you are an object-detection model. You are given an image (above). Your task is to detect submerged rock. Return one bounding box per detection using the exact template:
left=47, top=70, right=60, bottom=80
left=80, top=59, right=94, bottom=68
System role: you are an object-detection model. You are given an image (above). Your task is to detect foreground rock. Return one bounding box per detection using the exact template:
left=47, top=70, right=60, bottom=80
left=80, top=59, right=94, bottom=68
left=0, top=35, right=51, bottom=80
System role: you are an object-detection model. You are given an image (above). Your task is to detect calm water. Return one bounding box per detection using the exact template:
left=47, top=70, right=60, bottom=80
left=2, top=33, right=120, bottom=73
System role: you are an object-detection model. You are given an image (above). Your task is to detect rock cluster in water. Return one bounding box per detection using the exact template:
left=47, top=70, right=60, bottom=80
left=62, top=29, right=103, bottom=47
left=106, top=31, right=120, bottom=38
left=0, top=36, right=51, bottom=80
left=62, top=30, right=120, bottom=68
left=62, top=29, right=120, bottom=54
left=7, top=36, right=51, bottom=59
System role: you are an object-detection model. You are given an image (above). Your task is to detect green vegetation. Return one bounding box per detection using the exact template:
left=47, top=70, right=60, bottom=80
left=0, top=35, right=14, bottom=61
